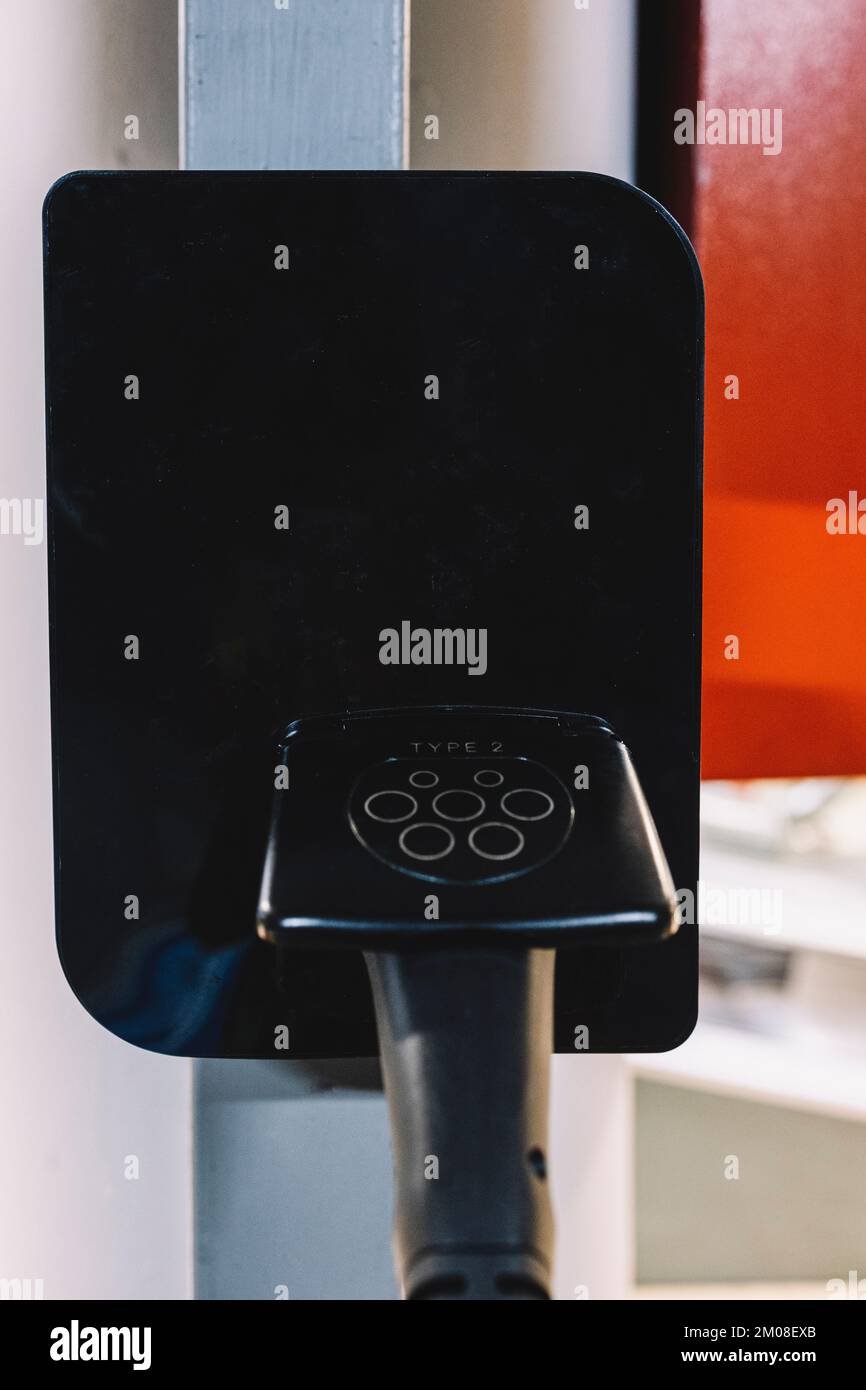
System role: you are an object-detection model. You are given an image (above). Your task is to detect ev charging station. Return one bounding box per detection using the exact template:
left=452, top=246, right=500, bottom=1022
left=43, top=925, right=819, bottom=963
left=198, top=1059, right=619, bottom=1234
left=44, top=169, right=702, bottom=1298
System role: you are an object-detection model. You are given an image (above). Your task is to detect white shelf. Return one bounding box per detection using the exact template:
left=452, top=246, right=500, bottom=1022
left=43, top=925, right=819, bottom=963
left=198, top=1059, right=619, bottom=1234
left=631, top=1020, right=866, bottom=1123
left=698, top=842, right=866, bottom=961
left=634, top=1282, right=828, bottom=1301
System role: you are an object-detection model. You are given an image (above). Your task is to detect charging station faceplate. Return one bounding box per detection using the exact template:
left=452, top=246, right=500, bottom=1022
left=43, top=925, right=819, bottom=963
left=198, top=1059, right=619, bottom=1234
left=44, top=172, right=702, bottom=1057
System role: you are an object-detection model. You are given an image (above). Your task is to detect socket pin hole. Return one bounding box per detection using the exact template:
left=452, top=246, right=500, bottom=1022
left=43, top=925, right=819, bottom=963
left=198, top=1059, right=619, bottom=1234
left=527, top=1147, right=547, bottom=1180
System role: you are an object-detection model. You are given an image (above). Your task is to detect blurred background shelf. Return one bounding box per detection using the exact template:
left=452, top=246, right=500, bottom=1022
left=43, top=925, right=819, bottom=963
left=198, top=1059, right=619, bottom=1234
left=630, top=782, right=866, bottom=1290
left=632, top=1018, right=866, bottom=1123
left=634, top=1282, right=828, bottom=1300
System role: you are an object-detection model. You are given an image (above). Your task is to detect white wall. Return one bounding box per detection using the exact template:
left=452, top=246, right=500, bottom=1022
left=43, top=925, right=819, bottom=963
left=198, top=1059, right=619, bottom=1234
left=0, top=0, right=190, bottom=1299
left=410, top=0, right=636, bottom=173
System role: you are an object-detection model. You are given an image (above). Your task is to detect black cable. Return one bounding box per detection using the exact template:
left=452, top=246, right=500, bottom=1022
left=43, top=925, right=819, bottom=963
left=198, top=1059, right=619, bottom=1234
left=365, top=947, right=555, bottom=1300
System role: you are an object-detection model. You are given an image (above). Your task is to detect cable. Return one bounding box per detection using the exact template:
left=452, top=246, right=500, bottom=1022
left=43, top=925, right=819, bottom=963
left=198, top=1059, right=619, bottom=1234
left=365, top=947, right=555, bottom=1300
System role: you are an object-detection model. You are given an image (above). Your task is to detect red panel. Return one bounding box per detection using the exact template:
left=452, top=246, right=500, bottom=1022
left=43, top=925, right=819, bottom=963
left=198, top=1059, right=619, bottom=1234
left=697, top=0, right=866, bottom=777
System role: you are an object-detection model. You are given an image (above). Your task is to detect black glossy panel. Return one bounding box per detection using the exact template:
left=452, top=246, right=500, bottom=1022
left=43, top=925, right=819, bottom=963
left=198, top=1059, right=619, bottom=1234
left=44, top=172, right=702, bottom=1056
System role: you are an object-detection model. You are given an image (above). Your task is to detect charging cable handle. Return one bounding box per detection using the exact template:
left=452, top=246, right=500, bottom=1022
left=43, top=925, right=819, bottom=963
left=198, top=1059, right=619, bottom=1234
left=365, top=947, right=555, bottom=1300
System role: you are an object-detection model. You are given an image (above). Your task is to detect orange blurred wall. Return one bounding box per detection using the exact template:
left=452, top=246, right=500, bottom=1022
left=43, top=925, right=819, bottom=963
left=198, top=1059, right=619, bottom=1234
left=696, top=0, right=866, bottom=777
